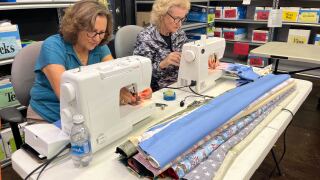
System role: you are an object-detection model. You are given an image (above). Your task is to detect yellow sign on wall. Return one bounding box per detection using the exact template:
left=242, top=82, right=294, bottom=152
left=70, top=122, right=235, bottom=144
left=282, top=11, right=299, bottom=22
left=299, top=12, right=319, bottom=23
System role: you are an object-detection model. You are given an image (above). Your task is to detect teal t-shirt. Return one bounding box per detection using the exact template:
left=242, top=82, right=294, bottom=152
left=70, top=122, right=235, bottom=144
left=30, top=34, right=111, bottom=123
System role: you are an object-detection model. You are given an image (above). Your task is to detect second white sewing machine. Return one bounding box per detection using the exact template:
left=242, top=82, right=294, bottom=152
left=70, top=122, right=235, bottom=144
left=178, top=35, right=226, bottom=93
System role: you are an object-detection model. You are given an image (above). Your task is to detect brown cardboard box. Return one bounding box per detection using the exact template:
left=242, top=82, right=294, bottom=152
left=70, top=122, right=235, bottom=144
left=136, top=12, right=151, bottom=27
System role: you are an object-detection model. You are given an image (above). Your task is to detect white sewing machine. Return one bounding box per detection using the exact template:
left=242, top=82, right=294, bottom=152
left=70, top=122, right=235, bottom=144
left=24, top=56, right=155, bottom=159
left=178, top=35, right=226, bottom=93
left=60, top=55, right=155, bottom=153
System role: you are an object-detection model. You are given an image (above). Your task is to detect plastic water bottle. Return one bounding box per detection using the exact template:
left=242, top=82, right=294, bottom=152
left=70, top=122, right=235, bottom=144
left=70, top=114, right=92, bottom=167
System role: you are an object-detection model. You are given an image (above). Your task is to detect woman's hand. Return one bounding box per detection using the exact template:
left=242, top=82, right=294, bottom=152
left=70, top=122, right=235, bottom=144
left=139, top=88, right=153, bottom=100
left=159, top=52, right=181, bottom=69
left=208, top=53, right=219, bottom=69
left=119, top=87, right=136, bottom=105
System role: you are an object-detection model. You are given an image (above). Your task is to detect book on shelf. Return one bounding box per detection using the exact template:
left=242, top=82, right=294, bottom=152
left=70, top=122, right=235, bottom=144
left=0, top=24, right=22, bottom=60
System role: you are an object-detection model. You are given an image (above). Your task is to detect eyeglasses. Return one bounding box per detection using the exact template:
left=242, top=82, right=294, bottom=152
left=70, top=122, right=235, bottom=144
left=166, top=12, right=186, bottom=24
left=86, top=31, right=106, bottom=39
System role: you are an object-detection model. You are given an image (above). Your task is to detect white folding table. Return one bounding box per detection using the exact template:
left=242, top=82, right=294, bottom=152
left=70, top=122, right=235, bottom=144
left=11, top=78, right=312, bottom=180
left=250, top=42, right=320, bottom=74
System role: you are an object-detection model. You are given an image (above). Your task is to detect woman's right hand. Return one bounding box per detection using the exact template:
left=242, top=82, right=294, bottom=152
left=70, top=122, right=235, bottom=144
left=120, top=87, right=136, bottom=105
left=159, top=52, right=181, bottom=69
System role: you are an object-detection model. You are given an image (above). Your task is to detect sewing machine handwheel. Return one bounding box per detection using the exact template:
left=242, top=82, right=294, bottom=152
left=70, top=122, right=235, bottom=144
left=184, top=50, right=196, bottom=63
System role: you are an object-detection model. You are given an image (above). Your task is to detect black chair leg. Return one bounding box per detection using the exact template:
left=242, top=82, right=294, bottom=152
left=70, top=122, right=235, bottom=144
left=271, top=148, right=282, bottom=176
left=9, top=122, right=23, bottom=149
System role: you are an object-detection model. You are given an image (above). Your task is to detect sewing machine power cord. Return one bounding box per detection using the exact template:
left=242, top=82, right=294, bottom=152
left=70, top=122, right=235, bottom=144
left=24, top=143, right=71, bottom=180
left=164, top=80, right=197, bottom=90
left=188, top=86, right=214, bottom=99
left=268, top=108, right=294, bottom=178
left=180, top=95, right=208, bottom=107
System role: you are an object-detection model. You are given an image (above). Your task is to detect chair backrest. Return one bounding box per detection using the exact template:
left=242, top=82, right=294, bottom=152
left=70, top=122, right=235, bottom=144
left=114, top=25, right=143, bottom=58
left=11, top=41, right=42, bottom=106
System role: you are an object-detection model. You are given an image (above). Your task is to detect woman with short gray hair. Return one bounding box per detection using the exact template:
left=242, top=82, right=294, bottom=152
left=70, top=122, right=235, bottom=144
left=134, top=0, right=219, bottom=91
left=133, top=0, right=191, bottom=91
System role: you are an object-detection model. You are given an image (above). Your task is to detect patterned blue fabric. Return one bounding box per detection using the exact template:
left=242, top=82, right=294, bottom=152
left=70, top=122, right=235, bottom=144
left=173, top=87, right=293, bottom=178
left=184, top=88, right=294, bottom=179
left=139, top=74, right=290, bottom=168
left=223, top=63, right=260, bottom=86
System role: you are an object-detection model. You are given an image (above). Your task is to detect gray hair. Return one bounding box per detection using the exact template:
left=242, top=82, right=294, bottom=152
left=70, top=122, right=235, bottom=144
left=150, top=0, right=191, bottom=27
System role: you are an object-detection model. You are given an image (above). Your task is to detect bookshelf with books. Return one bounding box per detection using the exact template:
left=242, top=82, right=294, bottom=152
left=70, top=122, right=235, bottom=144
left=272, top=0, right=320, bottom=76
left=208, top=0, right=275, bottom=64
left=135, top=0, right=211, bottom=32
left=0, top=1, right=80, bottom=67
left=273, top=0, right=320, bottom=44
left=0, top=1, right=80, bottom=166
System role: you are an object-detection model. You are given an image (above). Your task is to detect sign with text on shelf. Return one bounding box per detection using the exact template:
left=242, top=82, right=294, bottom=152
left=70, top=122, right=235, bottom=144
left=233, top=42, right=249, bottom=56
left=0, top=37, right=21, bottom=60
left=0, top=24, right=22, bottom=61
left=0, top=79, right=20, bottom=110
left=282, top=8, right=299, bottom=22
left=248, top=55, right=268, bottom=67
left=268, top=9, right=283, bottom=27
left=256, top=11, right=269, bottom=21
left=299, top=11, right=320, bottom=23
left=224, top=9, right=236, bottom=19
left=288, top=29, right=310, bottom=44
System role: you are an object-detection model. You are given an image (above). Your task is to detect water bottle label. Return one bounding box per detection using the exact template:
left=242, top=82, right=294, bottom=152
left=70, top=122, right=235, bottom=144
left=71, top=141, right=92, bottom=156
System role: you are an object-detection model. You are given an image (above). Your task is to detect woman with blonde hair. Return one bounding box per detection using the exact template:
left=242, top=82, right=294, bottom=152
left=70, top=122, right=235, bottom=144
left=29, top=0, right=136, bottom=123
left=134, top=0, right=191, bottom=91
left=134, top=0, right=219, bottom=91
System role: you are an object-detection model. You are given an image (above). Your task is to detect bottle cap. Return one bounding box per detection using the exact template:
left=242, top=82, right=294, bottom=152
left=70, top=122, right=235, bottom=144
left=73, top=114, right=84, bottom=124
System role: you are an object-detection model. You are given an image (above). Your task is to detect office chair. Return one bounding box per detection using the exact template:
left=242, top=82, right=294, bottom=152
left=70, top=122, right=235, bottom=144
left=114, top=25, right=143, bottom=58
left=0, top=41, right=42, bottom=150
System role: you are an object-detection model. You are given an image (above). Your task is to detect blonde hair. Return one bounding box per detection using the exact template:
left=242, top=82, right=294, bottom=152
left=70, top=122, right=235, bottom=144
left=150, top=0, right=191, bottom=27
left=60, top=0, right=113, bottom=45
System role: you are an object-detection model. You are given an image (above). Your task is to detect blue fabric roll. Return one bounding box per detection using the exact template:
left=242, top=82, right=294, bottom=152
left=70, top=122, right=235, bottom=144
left=139, top=74, right=290, bottom=168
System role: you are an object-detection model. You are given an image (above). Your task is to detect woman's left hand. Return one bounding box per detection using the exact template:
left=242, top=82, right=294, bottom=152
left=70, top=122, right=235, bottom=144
left=139, top=88, right=153, bottom=100
left=208, top=53, right=219, bottom=69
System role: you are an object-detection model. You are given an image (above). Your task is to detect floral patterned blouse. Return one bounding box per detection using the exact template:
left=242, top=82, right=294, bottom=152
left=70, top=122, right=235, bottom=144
left=133, top=25, right=188, bottom=91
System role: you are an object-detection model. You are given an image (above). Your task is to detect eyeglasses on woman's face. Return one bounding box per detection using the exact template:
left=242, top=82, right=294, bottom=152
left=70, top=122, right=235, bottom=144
left=166, top=12, right=187, bottom=24
left=86, top=31, right=106, bottom=39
